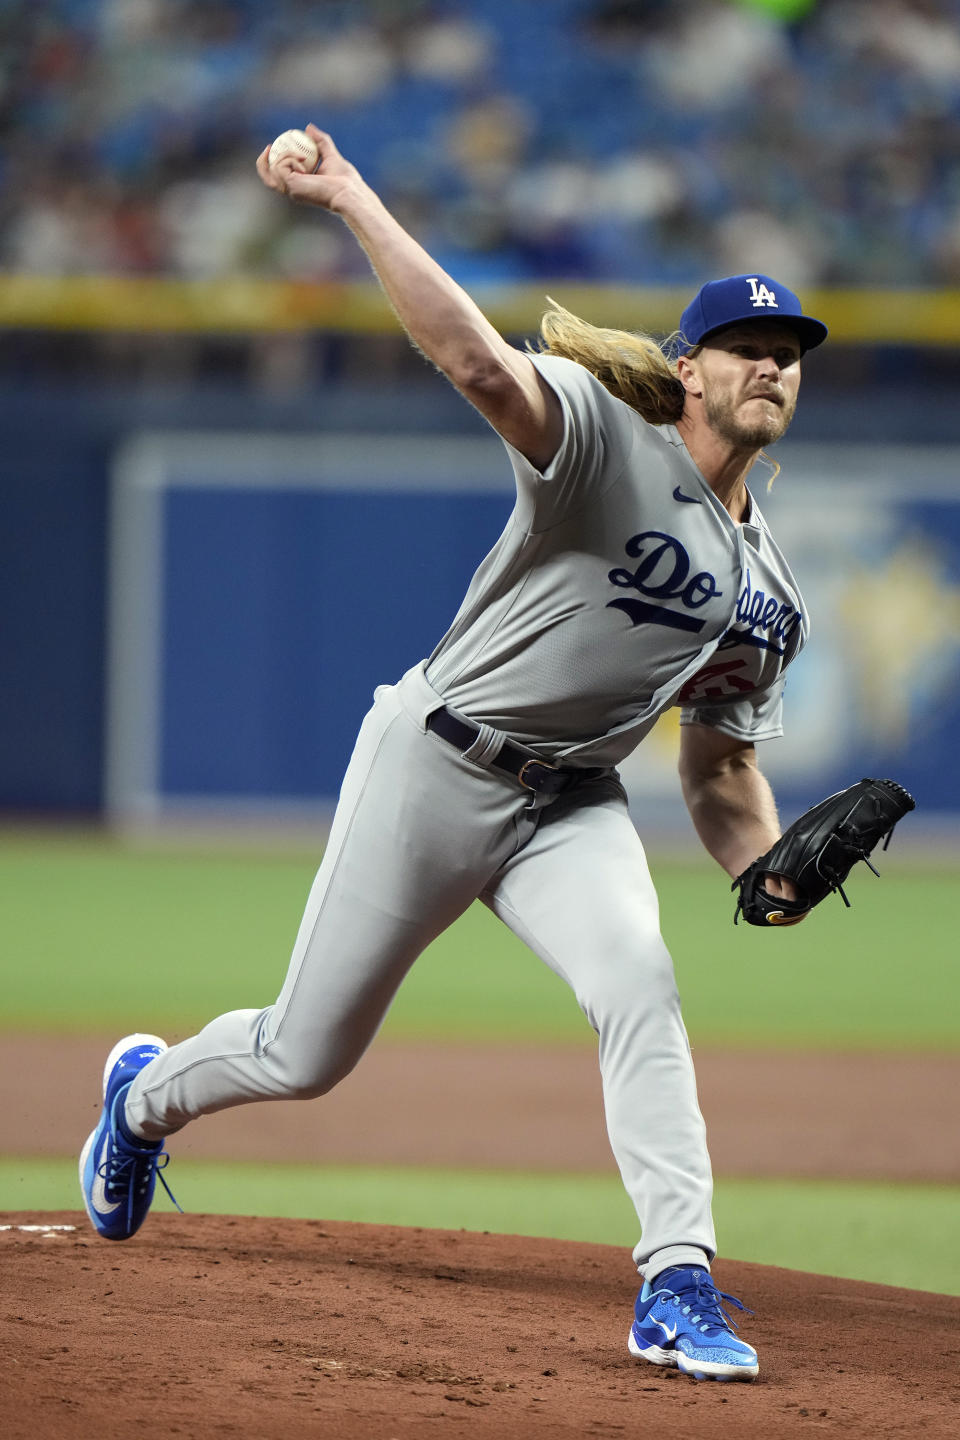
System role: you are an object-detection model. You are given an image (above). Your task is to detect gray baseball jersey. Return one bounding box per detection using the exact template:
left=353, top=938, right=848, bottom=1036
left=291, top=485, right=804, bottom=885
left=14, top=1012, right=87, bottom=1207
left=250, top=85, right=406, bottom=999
left=120, top=350, right=807, bottom=1291
left=426, top=352, right=808, bottom=764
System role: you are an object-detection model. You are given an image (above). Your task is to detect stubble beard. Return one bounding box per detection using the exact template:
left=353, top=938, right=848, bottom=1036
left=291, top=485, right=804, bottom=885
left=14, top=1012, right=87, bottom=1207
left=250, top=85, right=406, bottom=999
left=703, top=388, right=796, bottom=450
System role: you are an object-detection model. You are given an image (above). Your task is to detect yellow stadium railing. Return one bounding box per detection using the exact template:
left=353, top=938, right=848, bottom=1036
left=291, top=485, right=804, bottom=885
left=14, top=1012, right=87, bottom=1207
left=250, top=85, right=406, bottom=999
left=0, top=275, right=957, bottom=344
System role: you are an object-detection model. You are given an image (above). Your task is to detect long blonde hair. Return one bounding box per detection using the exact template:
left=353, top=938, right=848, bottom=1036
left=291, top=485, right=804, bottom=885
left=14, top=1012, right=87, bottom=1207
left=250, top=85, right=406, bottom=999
left=535, top=299, right=781, bottom=488
left=534, top=299, right=689, bottom=425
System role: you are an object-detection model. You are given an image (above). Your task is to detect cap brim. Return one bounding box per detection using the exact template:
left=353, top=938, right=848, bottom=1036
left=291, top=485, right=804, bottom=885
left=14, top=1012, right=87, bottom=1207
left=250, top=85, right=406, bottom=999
left=696, top=312, right=828, bottom=354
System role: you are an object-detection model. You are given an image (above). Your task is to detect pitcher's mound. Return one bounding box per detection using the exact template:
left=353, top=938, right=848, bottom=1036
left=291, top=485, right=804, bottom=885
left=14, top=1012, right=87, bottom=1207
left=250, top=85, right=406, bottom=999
left=2, top=1213, right=957, bottom=1439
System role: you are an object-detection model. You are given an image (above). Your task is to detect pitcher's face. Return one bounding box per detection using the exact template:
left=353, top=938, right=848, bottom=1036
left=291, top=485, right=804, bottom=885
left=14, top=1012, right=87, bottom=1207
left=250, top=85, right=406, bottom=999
left=690, top=323, right=802, bottom=448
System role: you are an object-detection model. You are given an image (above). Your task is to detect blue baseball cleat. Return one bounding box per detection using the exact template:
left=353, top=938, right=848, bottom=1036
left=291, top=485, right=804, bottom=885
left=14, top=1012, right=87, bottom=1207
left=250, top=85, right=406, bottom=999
left=629, top=1266, right=759, bottom=1381
left=79, top=1033, right=178, bottom=1241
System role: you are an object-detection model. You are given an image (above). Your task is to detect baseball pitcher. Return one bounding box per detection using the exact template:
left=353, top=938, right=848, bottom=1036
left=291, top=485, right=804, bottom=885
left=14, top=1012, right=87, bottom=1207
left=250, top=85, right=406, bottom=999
left=80, top=126, right=913, bottom=1382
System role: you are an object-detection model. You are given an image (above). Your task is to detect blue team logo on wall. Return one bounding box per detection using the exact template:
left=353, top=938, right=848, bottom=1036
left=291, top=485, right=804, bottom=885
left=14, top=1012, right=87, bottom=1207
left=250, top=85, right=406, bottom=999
left=607, top=530, right=722, bottom=631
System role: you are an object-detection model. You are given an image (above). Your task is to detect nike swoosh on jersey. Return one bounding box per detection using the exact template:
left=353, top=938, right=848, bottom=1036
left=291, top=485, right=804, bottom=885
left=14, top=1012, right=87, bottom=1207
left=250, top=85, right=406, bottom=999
left=89, top=1131, right=120, bottom=1215
left=672, top=486, right=702, bottom=504
left=652, top=1318, right=679, bottom=1341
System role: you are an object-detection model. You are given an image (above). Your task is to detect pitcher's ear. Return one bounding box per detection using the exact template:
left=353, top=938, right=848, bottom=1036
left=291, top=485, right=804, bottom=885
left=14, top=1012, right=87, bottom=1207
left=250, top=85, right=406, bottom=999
left=676, top=353, right=702, bottom=397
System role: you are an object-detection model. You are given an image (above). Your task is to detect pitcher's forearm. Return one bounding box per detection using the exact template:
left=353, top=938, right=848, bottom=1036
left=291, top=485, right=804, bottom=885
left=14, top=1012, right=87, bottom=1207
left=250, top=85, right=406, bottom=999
left=682, top=763, right=782, bottom=879
left=274, top=130, right=561, bottom=466
left=333, top=181, right=516, bottom=388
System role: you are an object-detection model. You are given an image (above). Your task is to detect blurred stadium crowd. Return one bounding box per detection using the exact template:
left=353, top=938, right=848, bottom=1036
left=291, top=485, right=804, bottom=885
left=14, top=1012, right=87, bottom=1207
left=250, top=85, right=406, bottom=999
left=3, top=0, right=960, bottom=288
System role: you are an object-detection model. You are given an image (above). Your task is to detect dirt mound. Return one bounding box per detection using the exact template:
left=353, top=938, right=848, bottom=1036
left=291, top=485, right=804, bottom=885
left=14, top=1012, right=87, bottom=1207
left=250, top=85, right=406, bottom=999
left=2, top=1213, right=957, bottom=1439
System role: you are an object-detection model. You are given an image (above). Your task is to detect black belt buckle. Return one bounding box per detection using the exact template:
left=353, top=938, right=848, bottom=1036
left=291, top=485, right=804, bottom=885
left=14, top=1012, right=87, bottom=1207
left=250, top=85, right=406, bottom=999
left=517, top=757, right=560, bottom=793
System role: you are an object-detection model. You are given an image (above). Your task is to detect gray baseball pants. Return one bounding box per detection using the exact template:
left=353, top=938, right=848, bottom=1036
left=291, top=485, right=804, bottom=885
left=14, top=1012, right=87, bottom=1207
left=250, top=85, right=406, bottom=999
left=126, top=662, right=716, bottom=1278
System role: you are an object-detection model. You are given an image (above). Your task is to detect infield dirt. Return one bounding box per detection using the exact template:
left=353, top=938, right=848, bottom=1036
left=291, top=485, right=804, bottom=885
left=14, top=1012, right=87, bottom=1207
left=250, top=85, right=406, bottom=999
left=4, top=1035, right=959, bottom=1181
left=3, top=1213, right=959, bottom=1439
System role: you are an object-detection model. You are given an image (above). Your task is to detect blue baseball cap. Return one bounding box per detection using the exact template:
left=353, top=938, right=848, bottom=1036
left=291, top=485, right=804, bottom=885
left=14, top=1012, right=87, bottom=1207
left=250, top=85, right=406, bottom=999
left=678, top=274, right=828, bottom=354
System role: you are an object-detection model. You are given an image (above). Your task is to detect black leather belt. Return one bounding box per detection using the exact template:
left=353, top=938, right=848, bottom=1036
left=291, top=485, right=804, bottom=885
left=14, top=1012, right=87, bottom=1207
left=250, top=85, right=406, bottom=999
left=427, top=706, right=595, bottom=797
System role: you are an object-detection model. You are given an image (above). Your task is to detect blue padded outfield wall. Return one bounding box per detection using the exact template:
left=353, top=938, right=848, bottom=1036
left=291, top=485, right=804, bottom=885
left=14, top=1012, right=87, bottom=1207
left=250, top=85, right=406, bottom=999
left=107, top=433, right=514, bottom=815
left=104, top=431, right=960, bottom=828
left=2, top=377, right=959, bottom=826
left=160, top=487, right=495, bottom=799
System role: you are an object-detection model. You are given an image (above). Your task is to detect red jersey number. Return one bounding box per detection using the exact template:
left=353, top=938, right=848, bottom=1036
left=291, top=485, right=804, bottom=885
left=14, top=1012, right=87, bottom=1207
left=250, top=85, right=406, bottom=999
left=678, top=659, right=755, bottom=704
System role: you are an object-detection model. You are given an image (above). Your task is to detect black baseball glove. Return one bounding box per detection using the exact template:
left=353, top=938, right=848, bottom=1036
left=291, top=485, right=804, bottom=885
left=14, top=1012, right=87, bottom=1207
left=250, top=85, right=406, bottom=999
left=732, top=777, right=916, bottom=927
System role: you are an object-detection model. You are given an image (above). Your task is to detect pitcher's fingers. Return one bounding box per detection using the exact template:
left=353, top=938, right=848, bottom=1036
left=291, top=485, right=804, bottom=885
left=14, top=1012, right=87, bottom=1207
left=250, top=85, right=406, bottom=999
left=255, top=146, right=280, bottom=186
left=305, top=126, right=342, bottom=167
left=283, top=171, right=339, bottom=205
left=256, top=146, right=289, bottom=194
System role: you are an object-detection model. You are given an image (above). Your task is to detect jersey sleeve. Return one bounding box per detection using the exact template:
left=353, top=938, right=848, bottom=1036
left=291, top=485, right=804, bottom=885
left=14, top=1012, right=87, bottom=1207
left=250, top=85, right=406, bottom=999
left=678, top=676, right=786, bottom=743
left=502, top=353, right=638, bottom=531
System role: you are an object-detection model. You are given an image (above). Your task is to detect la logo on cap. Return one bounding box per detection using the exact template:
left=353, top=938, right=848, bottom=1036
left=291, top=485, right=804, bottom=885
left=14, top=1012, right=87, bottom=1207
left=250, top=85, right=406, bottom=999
left=746, top=277, right=778, bottom=309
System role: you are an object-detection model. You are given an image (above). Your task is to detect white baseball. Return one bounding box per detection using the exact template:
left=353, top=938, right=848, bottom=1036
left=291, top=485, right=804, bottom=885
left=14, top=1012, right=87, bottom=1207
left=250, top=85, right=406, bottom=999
left=268, top=128, right=320, bottom=173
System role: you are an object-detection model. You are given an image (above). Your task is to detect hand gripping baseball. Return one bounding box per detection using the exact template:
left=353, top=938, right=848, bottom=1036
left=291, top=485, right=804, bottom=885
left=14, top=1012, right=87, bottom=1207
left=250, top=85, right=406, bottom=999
left=256, top=124, right=361, bottom=212
left=731, top=777, right=916, bottom=927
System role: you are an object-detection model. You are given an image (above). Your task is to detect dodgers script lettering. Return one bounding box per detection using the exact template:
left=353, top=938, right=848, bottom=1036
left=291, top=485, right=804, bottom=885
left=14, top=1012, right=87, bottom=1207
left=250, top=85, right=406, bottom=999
left=718, top=569, right=802, bottom=654
left=607, top=531, right=722, bottom=632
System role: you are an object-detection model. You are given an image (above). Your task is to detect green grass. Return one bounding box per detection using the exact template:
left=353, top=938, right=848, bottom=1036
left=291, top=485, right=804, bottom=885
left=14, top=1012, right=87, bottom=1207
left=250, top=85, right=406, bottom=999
left=1, top=830, right=956, bottom=1048
left=4, top=1157, right=956, bottom=1296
